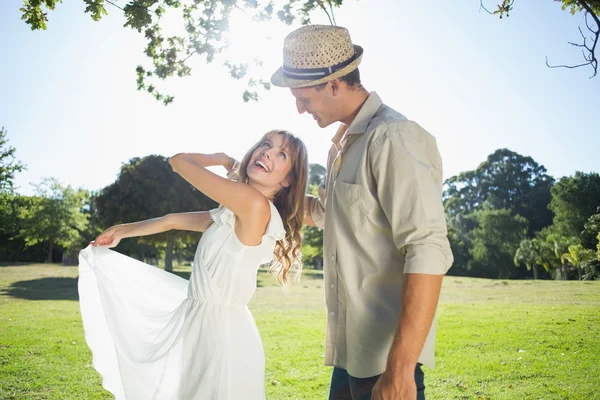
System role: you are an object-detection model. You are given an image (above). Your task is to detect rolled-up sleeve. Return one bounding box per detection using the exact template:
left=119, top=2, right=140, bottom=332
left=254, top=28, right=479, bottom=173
left=369, top=121, right=453, bottom=275
left=307, top=183, right=326, bottom=229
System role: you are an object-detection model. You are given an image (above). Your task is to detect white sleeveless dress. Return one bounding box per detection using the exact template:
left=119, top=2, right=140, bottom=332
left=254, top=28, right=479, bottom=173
left=77, top=202, right=285, bottom=400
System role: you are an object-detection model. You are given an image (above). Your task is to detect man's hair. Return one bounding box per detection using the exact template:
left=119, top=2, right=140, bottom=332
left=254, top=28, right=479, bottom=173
left=339, top=68, right=361, bottom=88
left=312, top=68, right=362, bottom=91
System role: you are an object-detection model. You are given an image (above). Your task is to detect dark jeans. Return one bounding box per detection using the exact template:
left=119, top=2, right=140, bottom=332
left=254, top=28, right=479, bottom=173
left=328, top=364, right=425, bottom=400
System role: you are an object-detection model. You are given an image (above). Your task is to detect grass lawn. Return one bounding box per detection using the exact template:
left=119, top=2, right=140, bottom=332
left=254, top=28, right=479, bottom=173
left=1, top=262, right=599, bottom=399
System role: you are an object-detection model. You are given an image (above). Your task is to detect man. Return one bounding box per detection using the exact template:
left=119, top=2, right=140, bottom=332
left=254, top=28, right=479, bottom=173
left=270, top=25, right=454, bottom=400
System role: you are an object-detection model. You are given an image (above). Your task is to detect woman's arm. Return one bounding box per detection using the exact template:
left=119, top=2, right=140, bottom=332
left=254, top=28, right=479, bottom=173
left=178, top=152, right=237, bottom=170
left=92, top=215, right=171, bottom=248
left=92, top=212, right=214, bottom=248
left=168, top=153, right=270, bottom=246
left=165, top=211, right=214, bottom=233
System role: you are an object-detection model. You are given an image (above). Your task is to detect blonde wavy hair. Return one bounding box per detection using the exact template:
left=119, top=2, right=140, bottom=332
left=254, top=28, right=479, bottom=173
left=238, top=130, right=308, bottom=286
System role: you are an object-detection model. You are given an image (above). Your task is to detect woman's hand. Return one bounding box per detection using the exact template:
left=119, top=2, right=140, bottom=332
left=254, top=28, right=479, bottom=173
left=215, top=152, right=237, bottom=172
left=91, top=226, right=124, bottom=248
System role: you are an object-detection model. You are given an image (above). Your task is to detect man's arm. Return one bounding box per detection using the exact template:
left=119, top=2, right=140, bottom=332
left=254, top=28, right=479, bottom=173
left=369, top=122, right=453, bottom=399
left=304, top=184, right=326, bottom=228
left=304, top=196, right=317, bottom=226
left=372, top=274, right=443, bottom=399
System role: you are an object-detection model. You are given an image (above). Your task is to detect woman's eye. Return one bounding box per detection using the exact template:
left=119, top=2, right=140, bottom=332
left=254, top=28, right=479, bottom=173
left=279, top=152, right=287, bottom=159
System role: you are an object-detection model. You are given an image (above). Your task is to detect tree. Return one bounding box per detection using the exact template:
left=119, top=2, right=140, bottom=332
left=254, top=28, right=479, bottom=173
left=514, top=238, right=552, bottom=279
left=579, top=218, right=600, bottom=279
left=582, top=210, right=600, bottom=250
left=445, top=213, right=478, bottom=276
left=549, top=172, right=600, bottom=240
left=443, top=149, right=554, bottom=278
left=18, top=178, right=90, bottom=262
left=444, top=148, right=554, bottom=235
left=20, top=0, right=347, bottom=104
left=301, top=182, right=323, bottom=268
left=95, top=155, right=216, bottom=272
left=481, top=0, right=600, bottom=77
left=561, top=243, right=596, bottom=280
left=514, top=239, right=538, bottom=278
left=0, top=128, right=27, bottom=261
left=544, top=232, right=580, bottom=279
left=301, top=226, right=323, bottom=269
left=469, top=208, right=528, bottom=278
left=308, top=163, right=326, bottom=186
left=0, top=127, right=25, bottom=192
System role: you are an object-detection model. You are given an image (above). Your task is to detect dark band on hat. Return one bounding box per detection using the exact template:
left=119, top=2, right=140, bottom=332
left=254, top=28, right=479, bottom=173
left=282, top=52, right=359, bottom=80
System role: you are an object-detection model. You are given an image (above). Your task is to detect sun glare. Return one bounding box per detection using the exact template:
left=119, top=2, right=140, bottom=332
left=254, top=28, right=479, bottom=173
left=226, top=9, right=287, bottom=72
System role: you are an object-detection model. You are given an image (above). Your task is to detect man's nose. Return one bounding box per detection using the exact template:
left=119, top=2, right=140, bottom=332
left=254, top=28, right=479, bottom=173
left=296, top=99, right=306, bottom=114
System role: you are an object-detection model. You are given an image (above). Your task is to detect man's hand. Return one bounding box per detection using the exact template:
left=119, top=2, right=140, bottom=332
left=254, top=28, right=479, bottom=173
left=371, top=369, right=416, bottom=400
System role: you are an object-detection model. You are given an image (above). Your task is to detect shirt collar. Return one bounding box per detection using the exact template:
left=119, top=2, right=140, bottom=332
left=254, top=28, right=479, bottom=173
left=331, top=124, right=347, bottom=147
left=347, top=91, right=383, bottom=135
left=330, top=91, right=383, bottom=146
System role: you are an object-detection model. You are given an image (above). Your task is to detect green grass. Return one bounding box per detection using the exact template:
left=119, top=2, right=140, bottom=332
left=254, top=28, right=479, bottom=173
left=1, top=264, right=599, bottom=399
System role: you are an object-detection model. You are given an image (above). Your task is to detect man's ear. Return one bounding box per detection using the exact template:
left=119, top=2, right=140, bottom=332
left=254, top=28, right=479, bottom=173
left=330, top=79, right=341, bottom=96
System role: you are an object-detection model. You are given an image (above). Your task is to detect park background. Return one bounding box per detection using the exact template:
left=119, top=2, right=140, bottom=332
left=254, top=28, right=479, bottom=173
left=1, top=0, right=599, bottom=398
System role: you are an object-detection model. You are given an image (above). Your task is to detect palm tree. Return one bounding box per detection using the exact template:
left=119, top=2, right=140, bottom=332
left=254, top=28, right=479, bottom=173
left=546, top=234, right=579, bottom=280
left=514, top=238, right=549, bottom=280
left=561, top=244, right=596, bottom=281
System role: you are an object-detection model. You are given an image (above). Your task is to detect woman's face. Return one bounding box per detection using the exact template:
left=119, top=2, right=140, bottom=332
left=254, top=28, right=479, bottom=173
left=246, top=133, right=293, bottom=197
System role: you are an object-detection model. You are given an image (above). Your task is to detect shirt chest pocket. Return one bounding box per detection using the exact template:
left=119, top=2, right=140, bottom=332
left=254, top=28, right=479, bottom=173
left=332, top=181, right=367, bottom=231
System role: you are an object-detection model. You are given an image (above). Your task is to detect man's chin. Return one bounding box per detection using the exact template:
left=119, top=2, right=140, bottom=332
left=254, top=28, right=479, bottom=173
left=316, top=119, right=332, bottom=128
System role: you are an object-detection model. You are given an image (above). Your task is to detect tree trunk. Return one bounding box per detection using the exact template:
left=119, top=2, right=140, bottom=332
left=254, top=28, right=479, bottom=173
left=577, top=267, right=582, bottom=281
left=532, top=264, right=539, bottom=280
left=562, top=263, right=568, bottom=280
left=46, top=237, right=54, bottom=263
left=164, top=235, right=174, bottom=273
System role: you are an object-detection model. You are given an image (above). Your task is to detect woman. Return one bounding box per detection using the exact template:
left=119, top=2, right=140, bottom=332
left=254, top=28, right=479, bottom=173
left=78, top=130, right=308, bottom=400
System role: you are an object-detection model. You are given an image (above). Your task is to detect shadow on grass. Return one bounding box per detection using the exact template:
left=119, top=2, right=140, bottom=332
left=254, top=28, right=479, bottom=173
left=1, top=277, right=79, bottom=301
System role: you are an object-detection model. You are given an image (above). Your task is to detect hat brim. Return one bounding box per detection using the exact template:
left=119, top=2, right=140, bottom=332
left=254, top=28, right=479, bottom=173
left=271, top=45, right=363, bottom=89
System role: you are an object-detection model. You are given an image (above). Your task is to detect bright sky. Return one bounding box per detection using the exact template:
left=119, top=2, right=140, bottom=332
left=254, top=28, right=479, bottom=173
left=1, top=0, right=598, bottom=196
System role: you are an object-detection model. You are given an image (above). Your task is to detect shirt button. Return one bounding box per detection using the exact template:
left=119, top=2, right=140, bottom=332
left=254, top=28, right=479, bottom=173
left=330, top=284, right=335, bottom=288
left=330, top=311, right=335, bottom=316
left=331, top=255, right=336, bottom=261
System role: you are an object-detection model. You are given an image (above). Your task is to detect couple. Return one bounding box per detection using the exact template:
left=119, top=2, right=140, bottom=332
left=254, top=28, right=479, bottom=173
left=78, top=25, right=453, bottom=400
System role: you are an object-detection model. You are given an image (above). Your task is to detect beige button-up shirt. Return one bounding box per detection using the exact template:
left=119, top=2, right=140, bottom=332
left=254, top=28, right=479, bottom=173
left=307, top=92, right=453, bottom=378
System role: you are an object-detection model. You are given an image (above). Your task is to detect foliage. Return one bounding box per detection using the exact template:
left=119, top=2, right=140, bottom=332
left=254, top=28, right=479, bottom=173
left=20, top=0, right=347, bottom=104
left=561, top=243, right=597, bottom=280
left=301, top=181, right=323, bottom=268
left=0, top=127, right=25, bottom=193
left=468, top=208, right=528, bottom=278
left=17, top=178, right=90, bottom=262
left=549, top=172, right=600, bottom=240
left=481, top=0, right=600, bottom=77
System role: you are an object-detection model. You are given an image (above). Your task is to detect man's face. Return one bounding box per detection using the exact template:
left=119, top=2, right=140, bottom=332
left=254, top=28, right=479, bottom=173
left=290, top=84, right=338, bottom=128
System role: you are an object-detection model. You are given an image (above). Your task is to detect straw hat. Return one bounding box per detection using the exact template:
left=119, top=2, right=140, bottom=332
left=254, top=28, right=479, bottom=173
left=271, top=25, right=363, bottom=88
